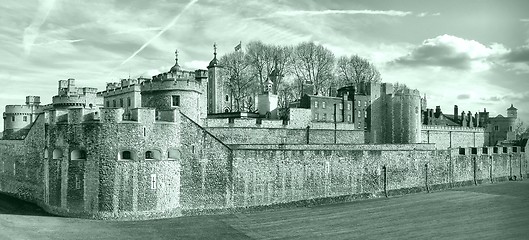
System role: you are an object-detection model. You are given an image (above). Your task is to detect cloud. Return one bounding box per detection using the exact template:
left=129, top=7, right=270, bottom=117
left=116, top=0, right=199, bottom=69
left=23, top=0, right=57, bottom=56
left=521, top=19, right=529, bottom=22
left=392, top=34, right=508, bottom=71
left=502, top=45, right=529, bottom=63
left=457, top=94, right=470, bottom=100
left=250, top=9, right=413, bottom=20
left=481, top=96, right=502, bottom=102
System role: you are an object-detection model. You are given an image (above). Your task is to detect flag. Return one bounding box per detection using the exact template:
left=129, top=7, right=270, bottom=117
left=234, top=41, right=242, bottom=51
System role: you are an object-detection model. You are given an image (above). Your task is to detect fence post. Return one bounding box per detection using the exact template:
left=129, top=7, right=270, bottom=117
left=382, top=165, right=387, bottom=198
left=473, top=157, right=477, bottom=186
left=489, top=156, right=493, bottom=184
left=425, top=163, right=430, bottom=193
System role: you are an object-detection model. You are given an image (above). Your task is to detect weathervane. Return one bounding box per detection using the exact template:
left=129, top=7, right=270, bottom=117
left=213, top=42, right=217, bottom=57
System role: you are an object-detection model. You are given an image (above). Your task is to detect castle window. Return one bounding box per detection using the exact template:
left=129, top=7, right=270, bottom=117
left=113, top=100, right=116, bottom=107
left=150, top=174, right=157, bottom=190
left=75, top=174, right=81, bottom=190
left=348, top=103, right=351, bottom=110
left=70, top=150, right=87, bottom=160
left=127, top=97, right=131, bottom=107
left=145, top=151, right=154, bottom=159
left=348, top=115, right=352, bottom=122
left=494, top=126, right=499, bottom=131
left=358, top=110, right=361, bottom=117
left=44, top=148, right=49, bottom=159
left=11, top=116, right=15, bottom=121
left=322, top=113, right=327, bottom=121
left=459, top=148, right=465, bottom=155
left=509, top=126, right=513, bottom=132
left=314, top=101, right=318, bottom=108
left=119, top=99, right=123, bottom=107
left=145, top=150, right=161, bottom=160
left=358, top=101, right=361, bottom=107
left=23, top=116, right=27, bottom=122
left=120, top=151, right=133, bottom=160
left=172, top=95, right=180, bottom=107
left=502, top=147, right=508, bottom=153
left=339, top=103, right=343, bottom=110
left=314, top=113, right=319, bottom=120
left=52, top=149, right=63, bottom=160
left=364, top=111, right=367, bottom=118
left=106, top=101, right=110, bottom=107
left=322, top=101, right=326, bottom=109
left=225, top=95, right=229, bottom=102
left=365, top=101, right=367, bottom=107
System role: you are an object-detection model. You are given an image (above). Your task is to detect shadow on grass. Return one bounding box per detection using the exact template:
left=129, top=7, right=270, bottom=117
left=0, top=193, right=55, bottom=217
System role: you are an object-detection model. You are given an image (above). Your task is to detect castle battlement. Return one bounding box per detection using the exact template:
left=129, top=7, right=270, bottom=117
left=422, top=125, right=485, bottom=132
left=98, top=84, right=141, bottom=96
left=141, top=78, right=204, bottom=93
left=45, top=107, right=181, bottom=124
left=204, top=117, right=358, bottom=130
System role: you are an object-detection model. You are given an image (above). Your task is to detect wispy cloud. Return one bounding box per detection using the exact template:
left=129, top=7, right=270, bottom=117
left=33, top=39, right=84, bottom=46
left=111, top=27, right=163, bottom=35
left=417, top=12, right=441, bottom=17
left=520, top=19, right=529, bottom=22
left=117, top=0, right=199, bottom=69
left=250, top=9, right=412, bottom=20
left=23, top=0, right=57, bottom=56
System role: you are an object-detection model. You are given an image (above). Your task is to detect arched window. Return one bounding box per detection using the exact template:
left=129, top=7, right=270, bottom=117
left=52, top=149, right=63, bottom=160
left=225, top=95, right=229, bottom=102
left=71, top=150, right=87, bottom=160
left=145, top=150, right=161, bottom=160
left=168, top=149, right=180, bottom=160
left=44, top=148, right=49, bottom=159
left=119, top=150, right=133, bottom=160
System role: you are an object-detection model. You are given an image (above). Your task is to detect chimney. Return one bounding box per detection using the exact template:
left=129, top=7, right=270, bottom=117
left=454, top=105, right=458, bottom=122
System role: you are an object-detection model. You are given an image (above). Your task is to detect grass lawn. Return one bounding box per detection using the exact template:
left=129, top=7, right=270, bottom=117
left=0, top=181, right=528, bottom=239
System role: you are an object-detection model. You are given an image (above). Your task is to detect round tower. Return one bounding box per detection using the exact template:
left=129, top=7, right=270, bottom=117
left=141, top=49, right=205, bottom=121
left=507, top=104, right=517, bottom=119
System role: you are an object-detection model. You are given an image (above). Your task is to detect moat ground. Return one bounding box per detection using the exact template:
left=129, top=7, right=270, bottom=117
left=1, top=182, right=528, bottom=240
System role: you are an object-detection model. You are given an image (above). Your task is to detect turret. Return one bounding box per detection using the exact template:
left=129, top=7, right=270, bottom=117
left=207, top=43, right=226, bottom=114
left=507, top=104, right=517, bottom=119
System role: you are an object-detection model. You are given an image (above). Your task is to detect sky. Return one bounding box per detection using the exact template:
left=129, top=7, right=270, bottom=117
left=1, top=0, right=529, bottom=129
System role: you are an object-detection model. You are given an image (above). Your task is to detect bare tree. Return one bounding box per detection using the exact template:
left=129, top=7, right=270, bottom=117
left=514, top=119, right=526, bottom=140
left=245, top=41, right=293, bottom=94
left=336, top=55, right=381, bottom=86
left=291, top=42, right=335, bottom=96
left=219, top=51, right=258, bottom=112
left=277, top=80, right=297, bottom=108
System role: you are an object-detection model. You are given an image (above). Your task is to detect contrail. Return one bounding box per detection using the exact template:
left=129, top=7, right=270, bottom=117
left=118, top=0, right=199, bottom=68
left=23, top=0, right=57, bottom=56
left=247, top=9, right=412, bottom=20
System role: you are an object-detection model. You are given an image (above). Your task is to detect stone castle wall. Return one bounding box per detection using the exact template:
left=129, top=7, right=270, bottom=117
left=0, top=107, right=527, bottom=220
left=227, top=146, right=527, bottom=209
left=421, top=125, right=486, bottom=149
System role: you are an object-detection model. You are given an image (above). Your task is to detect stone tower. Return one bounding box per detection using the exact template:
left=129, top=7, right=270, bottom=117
left=207, top=43, right=225, bottom=114
left=507, top=104, right=517, bottom=119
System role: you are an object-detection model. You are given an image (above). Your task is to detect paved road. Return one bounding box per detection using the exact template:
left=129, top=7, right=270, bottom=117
left=1, top=181, right=528, bottom=240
